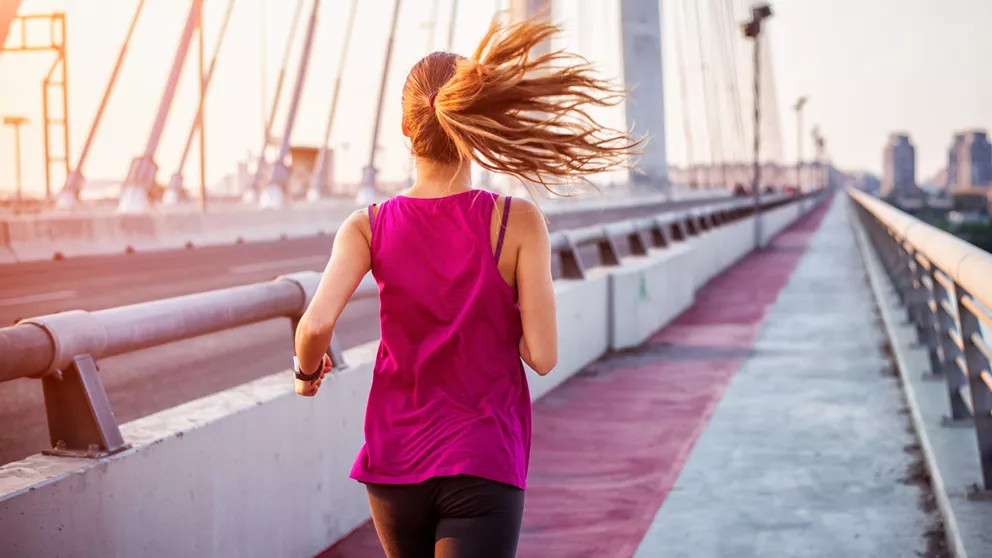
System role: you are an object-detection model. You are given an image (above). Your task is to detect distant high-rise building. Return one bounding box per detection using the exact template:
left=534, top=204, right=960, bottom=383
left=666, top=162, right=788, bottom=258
left=882, top=133, right=916, bottom=197
left=946, top=133, right=965, bottom=189
left=957, top=130, right=992, bottom=189
left=947, top=130, right=992, bottom=190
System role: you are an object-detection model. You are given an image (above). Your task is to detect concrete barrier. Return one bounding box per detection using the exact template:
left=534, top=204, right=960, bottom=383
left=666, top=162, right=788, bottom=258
left=1, top=202, right=361, bottom=263
left=606, top=243, right=696, bottom=351
left=761, top=203, right=811, bottom=242
left=685, top=230, right=720, bottom=289
left=526, top=274, right=610, bottom=399
left=5, top=212, right=168, bottom=261
left=7, top=214, right=105, bottom=261
left=684, top=197, right=816, bottom=292
left=685, top=224, right=734, bottom=291
left=710, top=217, right=760, bottom=277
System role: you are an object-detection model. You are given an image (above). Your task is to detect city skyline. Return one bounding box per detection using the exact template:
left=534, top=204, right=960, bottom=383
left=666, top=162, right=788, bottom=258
left=0, top=0, right=990, bottom=197
left=887, top=128, right=992, bottom=191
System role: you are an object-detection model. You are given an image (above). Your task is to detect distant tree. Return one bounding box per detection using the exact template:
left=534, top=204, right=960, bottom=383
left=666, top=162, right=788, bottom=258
left=951, top=190, right=990, bottom=214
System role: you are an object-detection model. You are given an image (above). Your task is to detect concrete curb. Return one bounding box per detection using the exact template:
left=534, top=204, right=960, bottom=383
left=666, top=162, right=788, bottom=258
left=847, top=195, right=969, bottom=558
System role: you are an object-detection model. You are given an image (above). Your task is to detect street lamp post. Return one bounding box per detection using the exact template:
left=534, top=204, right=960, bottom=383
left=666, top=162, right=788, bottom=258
left=3, top=116, right=29, bottom=203
left=794, top=96, right=807, bottom=192
left=812, top=126, right=825, bottom=190
left=742, top=4, right=772, bottom=249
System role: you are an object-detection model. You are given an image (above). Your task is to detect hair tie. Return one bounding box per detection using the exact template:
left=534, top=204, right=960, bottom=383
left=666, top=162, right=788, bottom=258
left=428, top=91, right=438, bottom=111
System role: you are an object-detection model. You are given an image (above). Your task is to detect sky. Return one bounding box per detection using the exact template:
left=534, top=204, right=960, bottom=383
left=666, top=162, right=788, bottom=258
left=0, top=0, right=989, bottom=197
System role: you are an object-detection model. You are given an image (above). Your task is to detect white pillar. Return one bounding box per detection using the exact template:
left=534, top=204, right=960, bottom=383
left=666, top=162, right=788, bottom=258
left=619, top=0, right=668, bottom=192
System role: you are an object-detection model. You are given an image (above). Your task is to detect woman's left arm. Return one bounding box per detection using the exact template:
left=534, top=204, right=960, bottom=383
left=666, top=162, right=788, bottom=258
left=294, top=210, right=372, bottom=384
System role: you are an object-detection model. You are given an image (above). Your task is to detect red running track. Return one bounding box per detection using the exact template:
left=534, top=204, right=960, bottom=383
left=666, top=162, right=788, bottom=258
left=321, top=198, right=833, bottom=558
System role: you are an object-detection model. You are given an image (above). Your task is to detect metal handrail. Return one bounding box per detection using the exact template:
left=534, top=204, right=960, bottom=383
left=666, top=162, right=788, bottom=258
left=849, top=189, right=992, bottom=306
left=547, top=192, right=795, bottom=272
left=848, top=187, right=992, bottom=490
left=0, top=272, right=379, bottom=384
left=0, top=191, right=819, bottom=458
left=546, top=207, right=704, bottom=264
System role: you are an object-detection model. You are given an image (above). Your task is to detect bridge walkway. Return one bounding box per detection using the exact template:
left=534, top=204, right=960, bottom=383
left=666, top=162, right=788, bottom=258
left=324, top=198, right=938, bottom=557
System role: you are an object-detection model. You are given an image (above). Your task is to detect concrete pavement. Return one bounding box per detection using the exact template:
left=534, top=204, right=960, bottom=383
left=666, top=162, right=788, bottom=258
left=632, top=196, right=942, bottom=556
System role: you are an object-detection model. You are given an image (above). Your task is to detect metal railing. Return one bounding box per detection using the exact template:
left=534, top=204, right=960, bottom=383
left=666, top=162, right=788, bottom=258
left=848, top=188, right=992, bottom=489
left=550, top=193, right=800, bottom=279
left=0, top=192, right=820, bottom=460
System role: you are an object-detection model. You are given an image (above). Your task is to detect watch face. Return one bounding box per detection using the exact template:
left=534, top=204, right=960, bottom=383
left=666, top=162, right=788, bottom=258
left=293, top=356, right=301, bottom=373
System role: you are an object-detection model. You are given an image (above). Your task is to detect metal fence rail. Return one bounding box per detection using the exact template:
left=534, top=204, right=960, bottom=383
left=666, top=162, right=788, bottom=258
left=0, top=192, right=817, bottom=460
left=848, top=188, right=992, bottom=489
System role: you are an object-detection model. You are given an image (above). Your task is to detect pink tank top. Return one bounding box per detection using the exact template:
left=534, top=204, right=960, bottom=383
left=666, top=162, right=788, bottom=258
left=349, top=190, right=532, bottom=490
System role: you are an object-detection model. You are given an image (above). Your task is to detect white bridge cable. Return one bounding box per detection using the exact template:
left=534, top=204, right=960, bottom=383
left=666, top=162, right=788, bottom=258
left=693, top=0, right=725, bottom=188
left=312, top=0, right=360, bottom=198
left=63, top=0, right=148, bottom=197
left=671, top=0, right=696, bottom=188
left=173, top=0, right=239, bottom=178
left=682, top=0, right=712, bottom=182
left=249, top=0, right=306, bottom=193
left=759, top=31, right=785, bottom=163
left=712, top=0, right=746, bottom=175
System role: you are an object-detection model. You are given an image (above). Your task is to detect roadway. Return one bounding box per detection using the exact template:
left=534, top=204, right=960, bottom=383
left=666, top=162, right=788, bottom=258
left=0, top=196, right=726, bottom=465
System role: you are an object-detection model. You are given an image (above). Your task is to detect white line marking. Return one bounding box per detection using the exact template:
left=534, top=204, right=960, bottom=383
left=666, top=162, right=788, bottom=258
left=229, top=256, right=327, bottom=275
left=0, top=290, right=77, bottom=308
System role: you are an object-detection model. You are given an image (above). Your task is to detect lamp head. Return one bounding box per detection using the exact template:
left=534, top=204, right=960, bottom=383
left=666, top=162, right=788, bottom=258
left=752, top=4, right=773, bottom=21
left=742, top=3, right=773, bottom=38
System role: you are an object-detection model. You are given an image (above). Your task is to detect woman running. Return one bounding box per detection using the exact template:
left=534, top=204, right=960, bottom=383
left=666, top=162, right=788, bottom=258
left=292, top=14, right=641, bottom=558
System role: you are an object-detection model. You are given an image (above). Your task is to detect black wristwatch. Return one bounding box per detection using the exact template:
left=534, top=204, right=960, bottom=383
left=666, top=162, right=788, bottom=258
left=293, top=356, right=322, bottom=383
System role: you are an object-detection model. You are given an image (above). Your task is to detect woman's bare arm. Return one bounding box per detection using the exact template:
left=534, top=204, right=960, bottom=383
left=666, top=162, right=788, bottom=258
left=514, top=200, right=557, bottom=375
left=294, top=210, right=372, bottom=380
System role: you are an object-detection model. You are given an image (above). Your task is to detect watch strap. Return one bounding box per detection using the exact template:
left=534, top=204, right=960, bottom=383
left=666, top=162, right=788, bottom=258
left=294, top=357, right=322, bottom=383
left=295, top=367, right=321, bottom=383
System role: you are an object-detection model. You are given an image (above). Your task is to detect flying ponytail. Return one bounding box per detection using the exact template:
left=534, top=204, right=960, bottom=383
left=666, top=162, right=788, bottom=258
left=401, top=15, right=644, bottom=195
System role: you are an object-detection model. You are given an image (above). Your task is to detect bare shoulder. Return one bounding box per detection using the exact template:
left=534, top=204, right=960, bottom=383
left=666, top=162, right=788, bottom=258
left=505, top=196, right=548, bottom=236
left=342, top=207, right=372, bottom=243
left=347, top=206, right=372, bottom=223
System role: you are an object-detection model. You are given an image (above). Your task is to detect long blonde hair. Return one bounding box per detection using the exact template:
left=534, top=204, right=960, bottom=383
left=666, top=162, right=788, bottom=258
left=401, top=15, right=643, bottom=195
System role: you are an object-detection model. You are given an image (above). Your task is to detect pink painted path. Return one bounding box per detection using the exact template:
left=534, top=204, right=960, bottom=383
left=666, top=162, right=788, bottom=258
left=320, top=198, right=833, bottom=558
